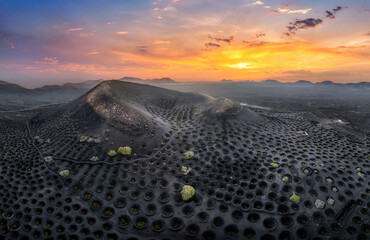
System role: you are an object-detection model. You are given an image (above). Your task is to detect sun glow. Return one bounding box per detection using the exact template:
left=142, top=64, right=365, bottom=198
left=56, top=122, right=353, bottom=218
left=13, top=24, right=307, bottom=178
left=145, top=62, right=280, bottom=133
left=227, top=63, right=253, bottom=69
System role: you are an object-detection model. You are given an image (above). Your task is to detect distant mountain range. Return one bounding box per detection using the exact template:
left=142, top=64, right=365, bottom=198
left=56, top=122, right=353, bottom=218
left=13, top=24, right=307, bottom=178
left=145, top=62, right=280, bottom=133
left=0, top=78, right=178, bottom=107
left=1, top=78, right=369, bottom=96
left=34, top=79, right=104, bottom=92
left=256, top=79, right=370, bottom=88
left=0, top=77, right=176, bottom=94
left=217, top=79, right=370, bottom=88
left=0, top=77, right=175, bottom=93
left=0, top=79, right=104, bottom=94
left=0, top=79, right=106, bottom=107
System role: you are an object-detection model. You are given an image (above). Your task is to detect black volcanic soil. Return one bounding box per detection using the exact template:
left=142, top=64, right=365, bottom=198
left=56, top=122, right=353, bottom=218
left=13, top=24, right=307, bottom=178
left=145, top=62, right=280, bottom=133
left=162, top=81, right=370, bottom=135
left=0, top=81, right=369, bottom=240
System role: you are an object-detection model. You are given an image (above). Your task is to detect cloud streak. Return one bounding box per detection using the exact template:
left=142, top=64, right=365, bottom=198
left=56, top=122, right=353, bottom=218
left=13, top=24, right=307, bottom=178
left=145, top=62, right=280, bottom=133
left=270, top=8, right=312, bottom=15
left=214, top=36, right=234, bottom=43
left=116, top=31, right=128, bottom=35
left=252, top=1, right=264, bottom=6
left=285, top=6, right=345, bottom=35
left=325, top=6, right=343, bottom=19
left=67, top=28, right=84, bottom=31
left=286, top=18, right=323, bottom=35
left=205, top=42, right=220, bottom=48
left=150, top=40, right=171, bottom=44
left=281, top=3, right=299, bottom=8
left=255, top=33, right=265, bottom=38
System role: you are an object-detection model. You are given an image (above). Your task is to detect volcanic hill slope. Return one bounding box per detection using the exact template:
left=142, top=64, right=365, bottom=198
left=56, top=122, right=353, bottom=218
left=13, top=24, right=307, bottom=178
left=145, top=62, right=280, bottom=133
left=30, top=81, right=250, bottom=160
left=0, top=81, right=369, bottom=240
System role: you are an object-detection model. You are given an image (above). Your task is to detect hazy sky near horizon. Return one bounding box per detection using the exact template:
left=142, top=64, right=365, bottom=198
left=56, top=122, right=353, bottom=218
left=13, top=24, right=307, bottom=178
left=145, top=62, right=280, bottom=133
left=1, top=0, right=370, bottom=87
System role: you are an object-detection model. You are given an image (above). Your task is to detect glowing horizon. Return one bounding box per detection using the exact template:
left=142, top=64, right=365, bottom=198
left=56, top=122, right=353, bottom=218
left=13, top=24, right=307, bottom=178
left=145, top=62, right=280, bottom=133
left=1, top=0, right=370, bottom=87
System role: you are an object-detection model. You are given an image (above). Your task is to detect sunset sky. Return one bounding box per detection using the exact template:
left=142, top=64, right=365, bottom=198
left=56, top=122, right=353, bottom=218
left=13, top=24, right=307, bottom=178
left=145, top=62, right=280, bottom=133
left=1, top=0, right=370, bottom=87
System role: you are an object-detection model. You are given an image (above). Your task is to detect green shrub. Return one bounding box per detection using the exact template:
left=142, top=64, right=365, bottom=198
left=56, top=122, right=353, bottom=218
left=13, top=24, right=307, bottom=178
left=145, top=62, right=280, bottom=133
left=181, top=166, right=188, bottom=173
left=184, top=151, right=194, bottom=160
left=315, top=199, right=325, bottom=209
left=59, top=170, right=70, bottom=177
left=289, top=192, right=301, bottom=203
left=118, top=146, right=132, bottom=155
left=108, top=150, right=117, bottom=156
left=270, top=163, right=279, bottom=168
left=181, top=185, right=195, bottom=201
left=181, top=166, right=191, bottom=174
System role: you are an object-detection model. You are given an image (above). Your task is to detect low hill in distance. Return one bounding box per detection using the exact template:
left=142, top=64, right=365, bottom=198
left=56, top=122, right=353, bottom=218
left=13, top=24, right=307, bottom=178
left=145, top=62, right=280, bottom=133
left=0, top=80, right=32, bottom=94
left=0, top=79, right=104, bottom=109
left=259, top=79, right=370, bottom=88
left=0, top=78, right=176, bottom=110
left=34, top=79, right=104, bottom=91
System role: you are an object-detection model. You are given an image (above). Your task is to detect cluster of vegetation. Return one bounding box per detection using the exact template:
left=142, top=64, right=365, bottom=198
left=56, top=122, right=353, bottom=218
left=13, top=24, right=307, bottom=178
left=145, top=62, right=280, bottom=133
left=107, top=146, right=132, bottom=156
left=80, top=135, right=100, bottom=143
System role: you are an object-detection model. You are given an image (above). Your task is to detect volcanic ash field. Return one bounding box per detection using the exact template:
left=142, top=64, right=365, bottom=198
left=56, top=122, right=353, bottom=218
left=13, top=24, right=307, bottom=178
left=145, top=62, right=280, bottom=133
left=0, top=81, right=369, bottom=240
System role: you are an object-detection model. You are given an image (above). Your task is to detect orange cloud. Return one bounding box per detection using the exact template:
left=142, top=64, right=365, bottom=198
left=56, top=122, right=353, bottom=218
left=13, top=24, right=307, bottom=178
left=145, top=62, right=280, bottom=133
left=88, top=50, right=100, bottom=55
left=67, top=28, right=84, bottom=31
left=150, top=40, right=171, bottom=44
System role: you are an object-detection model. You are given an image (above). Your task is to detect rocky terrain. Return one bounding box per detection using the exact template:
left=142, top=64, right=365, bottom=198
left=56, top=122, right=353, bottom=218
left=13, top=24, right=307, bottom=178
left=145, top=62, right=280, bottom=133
left=0, top=80, right=368, bottom=240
